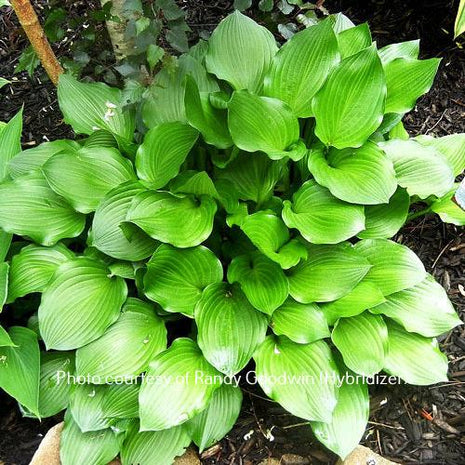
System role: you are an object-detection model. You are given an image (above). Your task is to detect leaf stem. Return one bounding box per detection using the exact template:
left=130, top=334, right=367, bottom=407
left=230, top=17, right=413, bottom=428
left=408, top=206, right=432, bottom=221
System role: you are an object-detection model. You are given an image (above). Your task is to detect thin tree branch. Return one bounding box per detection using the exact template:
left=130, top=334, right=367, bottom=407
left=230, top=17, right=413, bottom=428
left=10, top=0, right=63, bottom=85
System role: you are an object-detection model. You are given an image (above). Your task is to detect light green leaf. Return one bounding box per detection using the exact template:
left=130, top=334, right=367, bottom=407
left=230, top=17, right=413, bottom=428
left=38, top=351, right=75, bottom=418
left=206, top=10, right=278, bottom=93
left=58, top=74, right=135, bottom=141
left=0, top=325, right=15, bottom=347
left=0, top=77, right=9, bottom=89
left=60, top=414, right=120, bottom=465
left=311, top=376, right=369, bottom=459
left=263, top=19, right=340, bottom=117
left=43, top=147, right=136, bottom=213
left=320, top=281, right=386, bottom=326
left=227, top=252, right=288, bottom=315
left=308, top=142, right=397, bottom=205
left=0, top=262, right=8, bottom=311
left=170, top=171, right=219, bottom=199
left=228, top=91, right=305, bottom=161
left=186, top=384, right=242, bottom=452
left=7, top=243, right=74, bottom=303
left=331, top=13, right=355, bottom=33
left=88, top=181, right=157, bottom=261
left=0, top=108, right=22, bottom=182
left=431, top=187, right=465, bottom=226
left=371, top=274, right=461, bottom=337
left=455, top=0, right=465, bottom=37
left=126, top=191, right=217, bottom=248
left=378, top=40, right=419, bottom=65
left=135, top=122, right=199, bottom=188
left=332, top=312, right=388, bottom=376
left=0, top=326, right=40, bottom=416
left=184, top=76, right=233, bottom=149
left=239, top=211, right=307, bottom=269
left=380, top=139, right=454, bottom=199
left=254, top=336, right=339, bottom=422
left=76, top=298, right=167, bottom=381
left=271, top=299, right=330, bottom=344
left=144, top=244, right=223, bottom=316
left=121, top=421, right=190, bottom=465
left=313, top=44, right=385, bottom=149
left=384, top=57, right=440, bottom=114
left=384, top=322, right=448, bottom=385
left=147, top=44, right=164, bottom=71
left=102, top=383, right=139, bottom=419
left=0, top=229, right=12, bottom=262
left=337, top=23, right=371, bottom=58
left=415, top=133, right=465, bottom=176
left=38, top=257, right=127, bottom=350
left=8, top=140, right=80, bottom=179
left=354, top=239, right=426, bottom=296
left=389, top=120, right=409, bottom=140
left=196, top=283, right=268, bottom=375
left=358, top=188, right=410, bottom=239
left=0, top=172, right=86, bottom=246
left=282, top=180, right=365, bottom=244
left=139, top=338, right=222, bottom=431
left=287, top=243, right=371, bottom=303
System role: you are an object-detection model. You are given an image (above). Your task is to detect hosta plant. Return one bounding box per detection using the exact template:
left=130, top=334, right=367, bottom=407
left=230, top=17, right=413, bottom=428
left=0, top=10, right=464, bottom=463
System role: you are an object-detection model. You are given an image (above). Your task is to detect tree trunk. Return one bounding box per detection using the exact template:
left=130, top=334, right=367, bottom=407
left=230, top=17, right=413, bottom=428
left=10, top=0, right=63, bottom=85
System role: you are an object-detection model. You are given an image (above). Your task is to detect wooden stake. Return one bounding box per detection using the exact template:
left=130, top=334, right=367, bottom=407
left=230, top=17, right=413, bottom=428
left=10, top=0, right=63, bottom=85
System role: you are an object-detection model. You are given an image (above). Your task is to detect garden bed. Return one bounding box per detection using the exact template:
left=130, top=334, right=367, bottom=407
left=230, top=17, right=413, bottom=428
left=0, top=1, right=464, bottom=464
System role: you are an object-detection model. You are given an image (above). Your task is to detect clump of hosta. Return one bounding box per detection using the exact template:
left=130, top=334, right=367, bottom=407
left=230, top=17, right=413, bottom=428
left=0, top=10, right=464, bottom=464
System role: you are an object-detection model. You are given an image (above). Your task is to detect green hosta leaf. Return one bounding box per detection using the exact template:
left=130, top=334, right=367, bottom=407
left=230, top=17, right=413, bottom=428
left=0, top=327, right=40, bottom=416
left=196, top=283, right=268, bottom=375
left=378, top=40, right=419, bottom=65
left=384, top=57, right=440, bottom=114
left=0, top=230, right=12, bottom=262
left=384, top=322, right=448, bottom=385
left=206, top=11, right=277, bottom=93
left=239, top=212, right=307, bottom=269
left=38, top=351, right=75, bottom=418
left=332, top=312, right=388, bottom=376
left=69, top=383, right=110, bottom=432
left=287, top=243, right=371, bottom=303
left=135, top=122, right=199, bottom=188
left=184, top=76, right=233, bottom=149
left=0, top=108, right=22, bottom=182
left=271, top=299, right=330, bottom=344
left=320, top=281, right=386, bottom=326
left=144, top=244, right=223, bottom=316
left=380, top=139, right=454, bottom=199
left=39, top=257, right=127, bottom=350
left=121, top=421, right=190, bottom=465
left=170, top=171, right=219, bottom=199
left=358, top=188, right=410, bottom=239
left=455, top=0, right=465, bottom=37
left=311, top=376, right=369, bottom=459
left=308, top=142, right=397, bottom=205
left=0, top=172, right=85, bottom=246
left=76, top=298, right=167, bottom=381
left=42, top=147, right=136, bottom=214
left=88, top=181, right=157, bottom=261
left=254, top=336, right=339, bottom=422
left=139, top=338, right=222, bottom=431
left=103, top=383, right=139, bottom=419
left=331, top=12, right=355, bottom=33
left=216, top=151, right=284, bottom=205
left=371, top=274, right=461, bottom=337
left=0, top=262, right=8, bottom=311
left=0, top=325, right=15, bottom=346
left=60, top=414, right=120, bottom=465
left=263, top=19, right=340, bottom=117
left=227, top=252, right=289, bottom=315
left=8, top=140, right=80, bottom=179
left=186, top=384, right=242, bottom=452
left=389, top=120, right=409, bottom=140
left=282, top=180, right=365, bottom=244
left=431, top=187, right=465, bottom=226
left=415, top=133, right=465, bottom=176
left=313, top=44, right=385, bottom=149
left=58, top=74, right=135, bottom=141
left=127, top=191, right=217, bottom=248
left=7, top=243, right=74, bottom=303
left=228, top=91, right=305, bottom=161
left=0, top=77, right=9, bottom=89
left=354, top=239, right=426, bottom=296
left=337, top=23, right=371, bottom=58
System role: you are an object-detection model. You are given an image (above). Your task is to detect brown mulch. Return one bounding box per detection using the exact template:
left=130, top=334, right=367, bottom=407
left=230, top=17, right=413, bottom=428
left=1, top=1, right=465, bottom=465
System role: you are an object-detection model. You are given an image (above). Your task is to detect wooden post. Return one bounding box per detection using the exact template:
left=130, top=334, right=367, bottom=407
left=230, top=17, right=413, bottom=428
left=10, top=0, right=63, bottom=85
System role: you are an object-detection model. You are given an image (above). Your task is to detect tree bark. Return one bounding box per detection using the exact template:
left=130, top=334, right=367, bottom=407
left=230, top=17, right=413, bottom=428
left=10, top=0, right=63, bottom=85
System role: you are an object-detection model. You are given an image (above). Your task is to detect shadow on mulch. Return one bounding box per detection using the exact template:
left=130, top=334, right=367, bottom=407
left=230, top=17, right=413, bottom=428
left=0, top=1, right=465, bottom=464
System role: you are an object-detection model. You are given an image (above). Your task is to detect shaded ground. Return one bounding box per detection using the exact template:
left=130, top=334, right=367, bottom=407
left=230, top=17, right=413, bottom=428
left=1, top=1, right=465, bottom=464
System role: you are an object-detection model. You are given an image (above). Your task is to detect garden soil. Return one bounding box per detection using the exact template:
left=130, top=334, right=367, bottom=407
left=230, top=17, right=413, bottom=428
left=0, top=1, right=465, bottom=464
